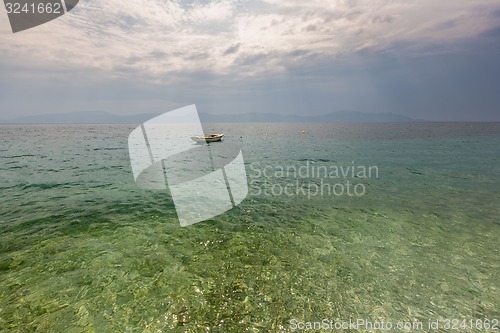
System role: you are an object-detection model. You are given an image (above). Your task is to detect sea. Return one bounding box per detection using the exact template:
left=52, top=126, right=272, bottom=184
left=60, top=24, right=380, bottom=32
left=0, top=123, right=499, bottom=332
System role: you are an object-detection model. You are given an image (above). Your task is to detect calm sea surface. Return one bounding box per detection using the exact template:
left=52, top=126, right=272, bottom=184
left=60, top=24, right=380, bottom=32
left=1, top=123, right=499, bottom=332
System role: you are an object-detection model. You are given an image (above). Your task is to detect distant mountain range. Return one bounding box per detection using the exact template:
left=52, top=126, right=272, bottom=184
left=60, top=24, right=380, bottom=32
left=0, top=111, right=159, bottom=124
left=0, top=110, right=420, bottom=124
left=200, top=111, right=419, bottom=123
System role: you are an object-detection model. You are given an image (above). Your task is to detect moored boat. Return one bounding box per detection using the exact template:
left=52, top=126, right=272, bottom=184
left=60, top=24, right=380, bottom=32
left=191, top=133, right=224, bottom=143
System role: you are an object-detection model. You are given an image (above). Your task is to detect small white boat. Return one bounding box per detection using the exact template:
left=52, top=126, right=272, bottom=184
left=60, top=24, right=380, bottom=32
left=191, top=133, right=224, bottom=143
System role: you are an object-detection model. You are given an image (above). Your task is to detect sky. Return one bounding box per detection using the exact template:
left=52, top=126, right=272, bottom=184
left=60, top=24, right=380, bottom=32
left=0, top=0, right=500, bottom=121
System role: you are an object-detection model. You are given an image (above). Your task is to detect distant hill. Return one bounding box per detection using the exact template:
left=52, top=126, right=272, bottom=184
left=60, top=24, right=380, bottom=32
left=0, top=110, right=420, bottom=124
left=0, top=111, right=159, bottom=124
left=199, top=111, right=418, bottom=123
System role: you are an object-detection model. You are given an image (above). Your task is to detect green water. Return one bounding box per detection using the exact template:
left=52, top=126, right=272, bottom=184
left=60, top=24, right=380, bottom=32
left=0, top=123, right=499, bottom=332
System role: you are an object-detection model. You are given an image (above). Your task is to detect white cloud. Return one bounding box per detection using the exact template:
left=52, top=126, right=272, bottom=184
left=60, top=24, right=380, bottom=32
left=0, top=0, right=498, bottom=81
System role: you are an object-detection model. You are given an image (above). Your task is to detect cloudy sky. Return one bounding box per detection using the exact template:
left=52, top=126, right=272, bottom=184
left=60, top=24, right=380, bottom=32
left=1, top=0, right=499, bottom=121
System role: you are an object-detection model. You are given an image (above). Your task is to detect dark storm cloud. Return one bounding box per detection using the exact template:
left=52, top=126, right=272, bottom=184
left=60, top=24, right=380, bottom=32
left=223, top=43, right=240, bottom=56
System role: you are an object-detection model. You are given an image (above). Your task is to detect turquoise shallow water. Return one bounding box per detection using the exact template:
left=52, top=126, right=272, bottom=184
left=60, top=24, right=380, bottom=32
left=0, top=123, right=499, bottom=332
